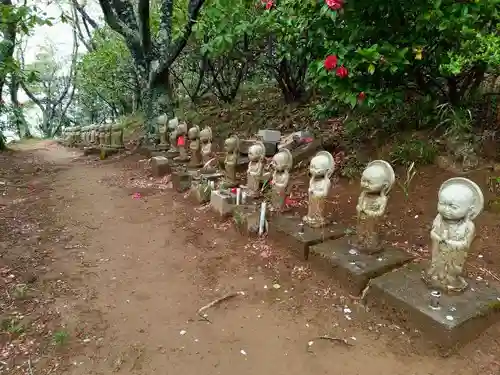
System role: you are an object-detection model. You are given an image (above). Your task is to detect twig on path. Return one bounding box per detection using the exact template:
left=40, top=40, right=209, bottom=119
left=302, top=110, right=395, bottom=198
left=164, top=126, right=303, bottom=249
left=28, top=356, right=34, bottom=375
left=307, top=335, right=354, bottom=352
left=197, top=291, right=245, bottom=323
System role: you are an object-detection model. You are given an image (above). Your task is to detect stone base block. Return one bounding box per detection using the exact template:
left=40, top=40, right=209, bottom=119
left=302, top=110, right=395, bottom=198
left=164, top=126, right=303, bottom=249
left=233, top=205, right=267, bottom=236
left=151, top=156, right=171, bottom=177
left=166, top=150, right=180, bottom=159
left=268, top=215, right=345, bottom=260
left=210, top=190, right=236, bottom=218
left=171, top=171, right=192, bottom=192
left=368, top=263, right=500, bottom=353
left=309, top=237, right=413, bottom=294
left=190, top=181, right=212, bottom=204
left=83, top=146, right=100, bottom=156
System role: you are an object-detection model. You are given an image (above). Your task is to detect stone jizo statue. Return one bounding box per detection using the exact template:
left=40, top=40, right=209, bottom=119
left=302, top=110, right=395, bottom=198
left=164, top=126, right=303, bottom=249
left=222, top=134, right=239, bottom=188
left=271, top=148, right=293, bottom=211
left=200, top=126, right=214, bottom=165
left=188, top=125, right=202, bottom=168
left=422, top=177, right=484, bottom=294
left=246, top=141, right=266, bottom=196
left=175, top=121, right=189, bottom=161
left=104, top=124, right=112, bottom=146
left=111, top=124, right=124, bottom=149
left=355, top=160, right=395, bottom=253
left=98, top=125, right=106, bottom=147
left=303, top=151, right=335, bottom=228
left=168, top=117, right=179, bottom=154
left=157, top=114, right=168, bottom=146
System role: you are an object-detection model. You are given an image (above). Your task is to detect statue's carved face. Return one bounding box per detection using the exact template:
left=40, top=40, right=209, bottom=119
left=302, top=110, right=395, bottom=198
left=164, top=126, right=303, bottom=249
left=438, top=185, right=474, bottom=220
left=225, top=138, right=236, bottom=152
left=248, top=145, right=262, bottom=161
left=200, top=130, right=210, bottom=143
left=309, top=155, right=329, bottom=178
left=361, top=165, right=387, bottom=193
left=188, top=128, right=199, bottom=140
left=272, top=152, right=289, bottom=171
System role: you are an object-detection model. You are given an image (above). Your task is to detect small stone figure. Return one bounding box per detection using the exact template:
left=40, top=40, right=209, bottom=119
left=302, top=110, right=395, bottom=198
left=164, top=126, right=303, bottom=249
left=174, top=121, right=189, bottom=162
left=246, top=142, right=266, bottom=196
left=98, top=125, right=106, bottom=147
left=355, top=160, right=395, bottom=253
left=90, top=125, right=97, bottom=144
left=157, top=114, right=168, bottom=147
left=111, top=124, right=124, bottom=149
left=422, top=177, right=484, bottom=294
left=303, top=151, right=335, bottom=228
left=271, top=149, right=293, bottom=211
left=104, top=124, right=112, bottom=147
left=200, top=126, right=214, bottom=165
left=167, top=118, right=179, bottom=156
left=222, top=135, right=240, bottom=188
left=188, top=125, right=202, bottom=168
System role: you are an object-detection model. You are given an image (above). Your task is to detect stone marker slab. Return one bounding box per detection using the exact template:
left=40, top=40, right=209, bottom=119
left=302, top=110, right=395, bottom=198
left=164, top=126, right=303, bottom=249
left=368, top=262, right=500, bottom=353
left=151, top=156, right=171, bottom=177
left=171, top=171, right=192, bottom=192
left=210, top=190, right=236, bottom=218
left=269, top=215, right=345, bottom=260
left=239, top=140, right=278, bottom=157
left=309, top=237, right=413, bottom=294
left=233, top=205, right=267, bottom=236
left=258, top=129, right=281, bottom=143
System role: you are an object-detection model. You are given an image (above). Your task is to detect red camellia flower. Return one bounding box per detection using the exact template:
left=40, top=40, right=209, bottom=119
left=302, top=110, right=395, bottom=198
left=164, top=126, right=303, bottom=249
left=324, top=55, right=338, bottom=71
left=326, top=0, right=344, bottom=10
left=336, top=65, right=348, bottom=78
left=358, top=92, right=366, bottom=101
left=265, top=0, right=274, bottom=9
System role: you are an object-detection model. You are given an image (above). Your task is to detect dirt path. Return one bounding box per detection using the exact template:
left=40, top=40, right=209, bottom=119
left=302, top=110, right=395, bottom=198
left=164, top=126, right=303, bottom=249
left=5, top=142, right=500, bottom=375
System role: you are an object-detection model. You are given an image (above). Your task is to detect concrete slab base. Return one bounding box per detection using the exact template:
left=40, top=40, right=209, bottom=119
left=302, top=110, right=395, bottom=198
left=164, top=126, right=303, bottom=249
left=309, top=237, right=413, bottom=295
left=210, top=190, right=236, bottom=218
left=151, top=156, right=171, bottom=177
left=368, top=262, right=500, bottom=353
left=268, top=215, right=345, bottom=260
left=171, top=171, right=192, bottom=192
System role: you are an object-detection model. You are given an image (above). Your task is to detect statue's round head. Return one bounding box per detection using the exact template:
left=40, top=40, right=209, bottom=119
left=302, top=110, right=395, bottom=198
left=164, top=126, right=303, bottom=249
left=248, top=142, right=265, bottom=161
left=168, top=117, right=179, bottom=130
left=200, top=127, right=212, bottom=143
left=177, top=121, right=188, bottom=135
left=224, top=136, right=237, bottom=152
left=188, top=126, right=199, bottom=140
left=438, top=177, right=484, bottom=220
left=361, top=160, right=395, bottom=194
left=309, top=151, right=335, bottom=178
left=272, top=149, right=293, bottom=171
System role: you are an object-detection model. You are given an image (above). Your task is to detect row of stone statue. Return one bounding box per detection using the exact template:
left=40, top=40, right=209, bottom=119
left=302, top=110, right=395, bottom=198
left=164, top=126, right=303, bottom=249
left=297, top=153, right=484, bottom=295
left=61, top=124, right=125, bottom=149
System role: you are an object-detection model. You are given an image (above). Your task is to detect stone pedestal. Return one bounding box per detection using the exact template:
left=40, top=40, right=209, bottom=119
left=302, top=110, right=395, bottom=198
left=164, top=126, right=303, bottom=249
left=309, top=237, right=413, bottom=294
left=166, top=150, right=180, bottom=159
left=171, top=171, right=192, bottom=192
left=100, top=147, right=119, bottom=160
left=233, top=205, right=266, bottom=236
left=210, top=190, right=236, bottom=218
left=83, top=146, right=100, bottom=156
left=151, top=156, right=171, bottom=177
left=191, top=181, right=212, bottom=204
left=268, top=215, right=345, bottom=260
left=367, top=262, right=500, bottom=353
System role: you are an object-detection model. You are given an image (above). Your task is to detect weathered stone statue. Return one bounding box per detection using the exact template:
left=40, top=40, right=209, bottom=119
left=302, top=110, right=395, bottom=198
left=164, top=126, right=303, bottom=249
left=222, top=134, right=239, bottom=188
left=98, top=125, right=106, bottom=147
left=303, top=151, right=335, bottom=228
left=75, top=126, right=82, bottom=146
left=104, top=124, right=112, bottom=147
left=422, top=177, right=484, bottom=294
left=188, top=125, right=202, bottom=168
left=355, top=160, right=395, bottom=253
left=200, top=126, right=214, bottom=165
left=271, top=148, right=293, bottom=211
left=167, top=117, right=179, bottom=156
left=174, top=121, right=189, bottom=161
left=90, top=125, right=97, bottom=144
left=246, top=141, right=266, bottom=196
left=156, top=114, right=168, bottom=148
left=111, top=124, right=124, bottom=149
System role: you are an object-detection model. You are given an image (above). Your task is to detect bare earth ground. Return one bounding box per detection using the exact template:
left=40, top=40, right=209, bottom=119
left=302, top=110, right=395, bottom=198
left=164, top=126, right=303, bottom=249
left=1, top=140, right=500, bottom=375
